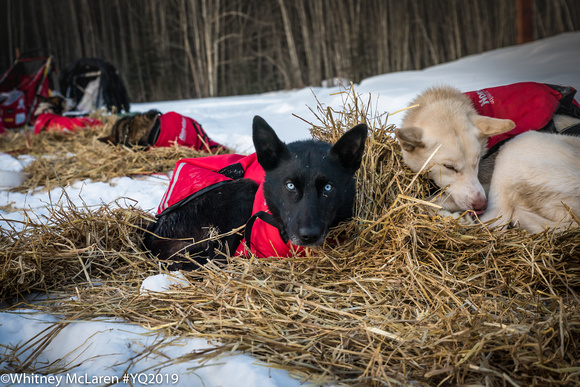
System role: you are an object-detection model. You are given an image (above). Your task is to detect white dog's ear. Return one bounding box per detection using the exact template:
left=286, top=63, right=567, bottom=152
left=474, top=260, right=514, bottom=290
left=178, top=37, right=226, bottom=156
left=472, top=115, right=515, bottom=137
left=395, top=127, right=424, bottom=152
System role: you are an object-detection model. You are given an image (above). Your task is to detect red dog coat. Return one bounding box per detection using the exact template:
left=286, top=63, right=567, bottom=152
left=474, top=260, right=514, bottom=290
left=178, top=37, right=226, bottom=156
left=152, top=112, right=223, bottom=151
left=464, top=82, right=580, bottom=152
left=158, top=153, right=303, bottom=258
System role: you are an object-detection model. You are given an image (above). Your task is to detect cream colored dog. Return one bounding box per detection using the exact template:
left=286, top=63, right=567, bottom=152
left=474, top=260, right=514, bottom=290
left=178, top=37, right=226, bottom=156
left=395, top=86, right=580, bottom=233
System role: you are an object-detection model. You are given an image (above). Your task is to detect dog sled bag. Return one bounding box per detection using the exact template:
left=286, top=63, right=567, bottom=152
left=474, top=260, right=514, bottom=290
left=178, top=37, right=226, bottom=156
left=33, top=113, right=103, bottom=134
left=157, top=153, right=303, bottom=258
left=152, top=112, right=223, bottom=151
left=464, top=82, right=580, bottom=154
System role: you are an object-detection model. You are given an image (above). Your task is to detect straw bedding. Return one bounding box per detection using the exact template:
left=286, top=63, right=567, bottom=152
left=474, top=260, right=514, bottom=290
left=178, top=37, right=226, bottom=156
left=1, top=92, right=579, bottom=386
left=0, top=112, right=229, bottom=192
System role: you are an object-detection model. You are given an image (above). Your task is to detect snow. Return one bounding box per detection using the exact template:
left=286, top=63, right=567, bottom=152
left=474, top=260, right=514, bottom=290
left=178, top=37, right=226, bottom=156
left=140, top=272, right=189, bottom=294
left=1, top=32, right=579, bottom=386
left=1, top=311, right=295, bottom=387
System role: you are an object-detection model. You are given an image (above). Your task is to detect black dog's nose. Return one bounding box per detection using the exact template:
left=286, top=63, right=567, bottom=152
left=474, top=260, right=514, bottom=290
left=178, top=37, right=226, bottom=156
left=298, top=227, right=322, bottom=245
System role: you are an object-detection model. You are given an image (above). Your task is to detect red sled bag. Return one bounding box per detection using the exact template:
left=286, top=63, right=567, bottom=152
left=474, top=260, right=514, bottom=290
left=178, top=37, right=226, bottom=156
left=151, top=112, right=223, bottom=151
left=157, top=153, right=303, bottom=258
left=0, top=51, right=57, bottom=128
left=464, top=82, right=580, bottom=154
left=0, top=90, right=28, bottom=128
left=33, top=113, right=103, bottom=134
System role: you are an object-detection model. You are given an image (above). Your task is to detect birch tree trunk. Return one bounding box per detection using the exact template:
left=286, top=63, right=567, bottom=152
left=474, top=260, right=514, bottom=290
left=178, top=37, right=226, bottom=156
left=276, top=0, right=303, bottom=88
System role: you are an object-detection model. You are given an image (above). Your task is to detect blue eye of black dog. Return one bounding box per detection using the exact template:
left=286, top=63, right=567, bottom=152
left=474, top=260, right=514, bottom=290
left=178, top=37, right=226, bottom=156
left=324, top=183, right=334, bottom=192
left=285, top=182, right=296, bottom=191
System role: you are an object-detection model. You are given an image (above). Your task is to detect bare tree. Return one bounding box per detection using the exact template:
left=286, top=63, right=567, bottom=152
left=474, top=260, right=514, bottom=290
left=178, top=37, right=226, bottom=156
left=2, top=0, right=579, bottom=102
left=276, top=0, right=303, bottom=88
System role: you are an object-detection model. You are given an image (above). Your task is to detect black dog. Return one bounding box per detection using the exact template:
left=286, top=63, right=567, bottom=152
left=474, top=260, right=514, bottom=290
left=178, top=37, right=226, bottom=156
left=144, top=116, right=367, bottom=270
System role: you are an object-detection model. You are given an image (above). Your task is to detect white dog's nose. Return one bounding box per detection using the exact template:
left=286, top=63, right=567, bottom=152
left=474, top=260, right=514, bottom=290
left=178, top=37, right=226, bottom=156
left=472, top=195, right=487, bottom=212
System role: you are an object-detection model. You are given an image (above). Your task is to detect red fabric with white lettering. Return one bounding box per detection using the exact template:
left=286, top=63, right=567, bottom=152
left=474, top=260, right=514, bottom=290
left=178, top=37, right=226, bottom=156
left=464, top=82, right=577, bottom=149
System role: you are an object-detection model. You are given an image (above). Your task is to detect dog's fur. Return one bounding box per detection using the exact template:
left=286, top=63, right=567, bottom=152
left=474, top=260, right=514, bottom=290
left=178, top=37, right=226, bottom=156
left=396, top=86, right=580, bottom=233
left=99, top=109, right=161, bottom=147
left=34, top=95, right=68, bottom=118
left=144, top=116, right=367, bottom=269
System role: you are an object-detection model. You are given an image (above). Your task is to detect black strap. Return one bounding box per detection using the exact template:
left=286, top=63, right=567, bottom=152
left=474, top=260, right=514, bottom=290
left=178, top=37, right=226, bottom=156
left=193, top=121, right=212, bottom=148
left=244, top=211, right=288, bottom=250
left=547, top=83, right=580, bottom=118
left=147, top=116, right=161, bottom=146
left=560, top=123, right=580, bottom=136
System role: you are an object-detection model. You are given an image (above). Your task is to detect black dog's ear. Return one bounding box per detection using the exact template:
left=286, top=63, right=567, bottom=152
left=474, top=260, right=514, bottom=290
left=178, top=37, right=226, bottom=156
left=253, top=116, right=290, bottom=171
left=329, top=123, right=368, bottom=173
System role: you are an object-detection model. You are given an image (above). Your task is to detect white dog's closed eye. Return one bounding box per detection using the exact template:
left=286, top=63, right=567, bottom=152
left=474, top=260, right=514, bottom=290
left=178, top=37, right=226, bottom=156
left=443, top=164, right=458, bottom=173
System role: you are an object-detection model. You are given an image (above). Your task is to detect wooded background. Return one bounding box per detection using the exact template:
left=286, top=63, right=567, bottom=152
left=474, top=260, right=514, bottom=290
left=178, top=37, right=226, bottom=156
left=2, top=0, right=579, bottom=103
